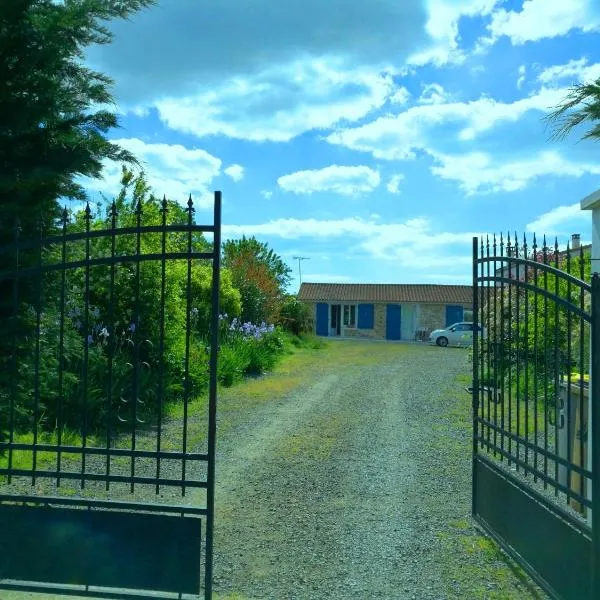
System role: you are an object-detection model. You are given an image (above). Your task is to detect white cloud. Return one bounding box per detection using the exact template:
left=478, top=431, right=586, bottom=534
left=389, top=87, right=411, bottom=105
left=154, top=59, right=406, bottom=142
left=429, top=150, right=600, bottom=195
left=517, top=65, right=526, bottom=89
left=86, top=0, right=426, bottom=142
left=481, top=0, right=600, bottom=47
left=223, top=215, right=480, bottom=269
left=418, top=83, right=448, bottom=104
left=386, top=174, right=405, bottom=194
left=260, top=190, right=273, bottom=200
left=81, top=1, right=505, bottom=142
left=538, top=57, right=600, bottom=86
left=326, top=87, right=567, bottom=160
left=408, top=0, right=499, bottom=66
left=526, top=202, right=590, bottom=235
left=82, top=138, right=222, bottom=208
left=224, top=164, right=245, bottom=182
left=277, top=165, right=381, bottom=196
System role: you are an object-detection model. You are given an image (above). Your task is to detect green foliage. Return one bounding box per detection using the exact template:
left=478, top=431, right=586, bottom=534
left=284, top=333, right=327, bottom=350
left=0, top=0, right=155, bottom=445
left=0, top=168, right=296, bottom=444
left=217, top=317, right=285, bottom=387
left=278, top=295, right=312, bottom=335
left=0, top=0, right=154, bottom=241
left=222, top=236, right=291, bottom=324
left=481, top=251, right=592, bottom=409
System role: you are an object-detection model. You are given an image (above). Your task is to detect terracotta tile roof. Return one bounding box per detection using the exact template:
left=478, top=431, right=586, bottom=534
left=298, top=283, right=473, bottom=305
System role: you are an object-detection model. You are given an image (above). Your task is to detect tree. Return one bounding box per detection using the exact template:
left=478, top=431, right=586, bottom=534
left=546, top=77, right=600, bottom=141
left=0, top=0, right=154, bottom=242
left=222, top=236, right=292, bottom=324
left=0, top=0, right=154, bottom=443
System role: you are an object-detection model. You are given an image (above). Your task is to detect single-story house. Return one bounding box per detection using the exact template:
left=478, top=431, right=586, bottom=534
left=298, top=283, right=473, bottom=341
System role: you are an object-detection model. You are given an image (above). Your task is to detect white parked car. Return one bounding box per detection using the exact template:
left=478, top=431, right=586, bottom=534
left=429, top=322, right=484, bottom=347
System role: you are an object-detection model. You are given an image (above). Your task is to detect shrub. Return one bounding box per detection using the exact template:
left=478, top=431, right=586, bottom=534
left=278, top=295, right=312, bottom=335
left=217, top=317, right=285, bottom=386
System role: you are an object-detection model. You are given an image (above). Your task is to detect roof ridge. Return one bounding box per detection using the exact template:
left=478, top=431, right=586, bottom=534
left=297, top=282, right=473, bottom=304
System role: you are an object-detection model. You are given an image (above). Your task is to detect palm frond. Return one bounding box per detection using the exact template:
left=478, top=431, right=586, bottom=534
left=545, top=79, right=600, bottom=141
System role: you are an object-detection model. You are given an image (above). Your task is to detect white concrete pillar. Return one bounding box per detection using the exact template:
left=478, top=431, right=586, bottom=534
left=581, top=190, right=600, bottom=525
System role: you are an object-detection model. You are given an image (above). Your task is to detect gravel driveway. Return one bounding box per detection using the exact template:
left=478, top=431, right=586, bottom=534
left=211, top=342, right=546, bottom=600
left=2, top=341, right=546, bottom=600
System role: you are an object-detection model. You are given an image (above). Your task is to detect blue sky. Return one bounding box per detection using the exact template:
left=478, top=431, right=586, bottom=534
left=81, top=0, right=600, bottom=290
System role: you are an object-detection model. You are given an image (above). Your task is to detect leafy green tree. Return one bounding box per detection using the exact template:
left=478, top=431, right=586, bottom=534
left=0, top=0, right=155, bottom=440
left=0, top=0, right=154, bottom=301
left=222, top=236, right=291, bottom=324
left=0, top=0, right=154, bottom=220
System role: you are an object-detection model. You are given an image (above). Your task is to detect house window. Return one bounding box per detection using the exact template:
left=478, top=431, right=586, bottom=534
left=343, top=304, right=356, bottom=327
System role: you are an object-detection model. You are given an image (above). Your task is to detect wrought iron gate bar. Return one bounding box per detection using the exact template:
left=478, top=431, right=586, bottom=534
left=156, top=197, right=168, bottom=494
left=182, top=198, right=194, bottom=496
left=476, top=255, right=592, bottom=288
left=475, top=418, right=592, bottom=477
left=0, top=223, right=218, bottom=254
left=81, top=203, right=91, bottom=489
left=32, top=220, right=43, bottom=486
left=478, top=277, right=591, bottom=319
left=472, top=232, right=597, bottom=600
left=0, top=469, right=209, bottom=487
left=204, top=191, right=222, bottom=598
left=0, top=252, right=215, bottom=283
left=0, top=443, right=208, bottom=460
left=0, top=494, right=208, bottom=515
left=475, top=437, right=592, bottom=507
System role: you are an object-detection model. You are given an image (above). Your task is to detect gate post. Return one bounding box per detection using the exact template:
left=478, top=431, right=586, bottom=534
left=205, top=191, right=222, bottom=600
left=592, top=274, right=600, bottom=598
left=472, top=237, right=480, bottom=517
left=581, top=190, right=600, bottom=597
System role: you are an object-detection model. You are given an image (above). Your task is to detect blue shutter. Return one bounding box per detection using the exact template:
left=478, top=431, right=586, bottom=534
left=357, top=304, right=374, bottom=329
left=316, top=303, right=329, bottom=336
left=386, top=304, right=401, bottom=340
left=445, top=305, right=464, bottom=327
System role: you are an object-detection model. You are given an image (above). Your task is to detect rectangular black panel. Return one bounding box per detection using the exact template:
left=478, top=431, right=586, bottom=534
left=475, top=457, right=592, bottom=600
left=0, top=504, right=201, bottom=595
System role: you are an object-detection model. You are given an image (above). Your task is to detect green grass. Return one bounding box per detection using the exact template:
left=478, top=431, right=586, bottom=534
left=274, top=408, right=359, bottom=461
left=434, top=371, right=546, bottom=599
left=0, top=429, right=98, bottom=476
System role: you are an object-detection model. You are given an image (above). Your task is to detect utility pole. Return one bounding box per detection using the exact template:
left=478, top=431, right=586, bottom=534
left=292, top=256, right=310, bottom=286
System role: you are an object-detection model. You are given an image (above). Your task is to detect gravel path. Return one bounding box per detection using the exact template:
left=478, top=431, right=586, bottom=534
left=211, top=342, right=546, bottom=600
left=1, top=341, right=547, bottom=600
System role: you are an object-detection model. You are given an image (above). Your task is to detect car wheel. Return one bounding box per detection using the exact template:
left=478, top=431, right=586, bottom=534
left=436, top=336, right=449, bottom=347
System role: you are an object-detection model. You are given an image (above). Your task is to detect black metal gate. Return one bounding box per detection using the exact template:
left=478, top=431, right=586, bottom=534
left=472, top=234, right=599, bottom=599
left=0, top=192, right=222, bottom=599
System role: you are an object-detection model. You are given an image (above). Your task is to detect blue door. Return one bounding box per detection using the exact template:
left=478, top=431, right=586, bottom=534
left=386, top=304, right=401, bottom=340
left=316, top=303, right=329, bottom=336
left=445, top=305, right=464, bottom=327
